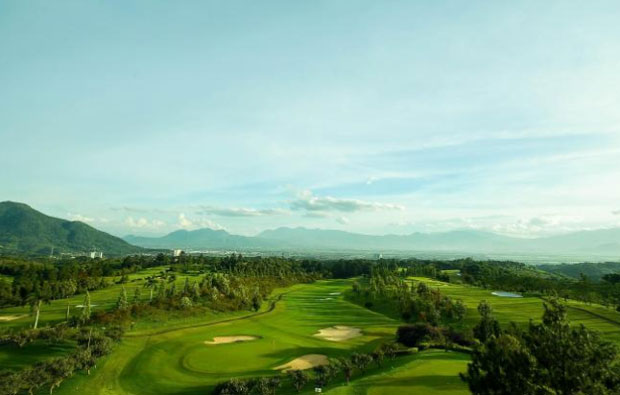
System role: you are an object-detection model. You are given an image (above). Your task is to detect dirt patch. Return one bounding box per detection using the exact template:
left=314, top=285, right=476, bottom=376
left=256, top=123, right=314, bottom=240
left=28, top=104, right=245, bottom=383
left=204, top=335, right=259, bottom=345
left=274, top=354, right=329, bottom=371
left=0, top=315, right=26, bottom=322
left=314, top=325, right=362, bottom=341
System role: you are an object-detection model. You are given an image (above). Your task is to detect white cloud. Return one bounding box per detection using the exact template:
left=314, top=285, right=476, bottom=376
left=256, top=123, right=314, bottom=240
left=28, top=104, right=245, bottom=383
left=176, top=213, right=224, bottom=231
left=67, top=213, right=95, bottom=223
left=124, top=216, right=166, bottom=229
left=290, top=190, right=404, bottom=213
left=197, top=206, right=289, bottom=217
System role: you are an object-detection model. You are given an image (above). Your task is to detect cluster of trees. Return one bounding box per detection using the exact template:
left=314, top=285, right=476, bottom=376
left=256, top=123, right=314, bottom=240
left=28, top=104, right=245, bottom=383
left=213, top=343, right=400, bottom=394
left=396, top=322, right=474, bottom=350
left=0, top=325, right=70, bottom=348
left=0, top=259, right=111, bottom=309
left=461, top=299, right=620, bottom=394
left=352, top=265, right=466, bottom=325
left=213, top=377, right=281, bottom=395
left=0, top=326, right=122, bottom=395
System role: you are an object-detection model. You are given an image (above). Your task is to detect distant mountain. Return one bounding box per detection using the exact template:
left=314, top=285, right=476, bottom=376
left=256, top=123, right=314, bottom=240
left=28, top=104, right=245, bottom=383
left=0, top=201, right=142, bottom=256
left=124, top=228, right=280, bottom=250
left=257, top=227, right=519, bottom=251
left=126, top=226, right=620, bottom=258
left=531, top=228, right=620, bottom=254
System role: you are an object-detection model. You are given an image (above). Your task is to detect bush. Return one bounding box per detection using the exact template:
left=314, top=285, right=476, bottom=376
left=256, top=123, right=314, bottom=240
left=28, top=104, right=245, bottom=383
left=396, top=323, right=441, bottom=347
left=442, top=327, right=475, bottom=347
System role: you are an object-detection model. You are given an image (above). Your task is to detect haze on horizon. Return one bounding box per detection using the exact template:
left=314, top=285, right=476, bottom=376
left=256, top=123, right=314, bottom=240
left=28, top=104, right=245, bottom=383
left=1, top=1, right=620, bottom=239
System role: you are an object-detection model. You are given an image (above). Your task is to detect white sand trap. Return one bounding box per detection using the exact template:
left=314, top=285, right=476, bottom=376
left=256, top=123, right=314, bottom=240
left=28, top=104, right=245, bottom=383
left=0, top=315, right=26, bottom=322
left=204, top=336, right=259, bottom=345
left=319, top=297, right=333, bottom=301
left=329, top=292, right=341, bottom=295
left=75, top=304, right=98, bottom=308
left=314, top=325, right=362, bottom=341
left=274, top=354, right=329, bottom=371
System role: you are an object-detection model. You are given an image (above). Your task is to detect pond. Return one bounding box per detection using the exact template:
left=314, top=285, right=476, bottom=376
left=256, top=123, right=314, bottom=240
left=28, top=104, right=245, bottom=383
left=491, top=291, right=523, bottom=298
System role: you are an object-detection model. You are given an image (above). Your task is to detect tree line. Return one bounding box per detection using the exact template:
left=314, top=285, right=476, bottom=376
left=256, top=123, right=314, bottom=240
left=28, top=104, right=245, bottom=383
left=212, top=342, right=401, bottom=394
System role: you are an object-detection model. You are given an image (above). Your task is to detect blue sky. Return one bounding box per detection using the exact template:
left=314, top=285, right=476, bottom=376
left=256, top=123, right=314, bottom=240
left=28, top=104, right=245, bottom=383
left=1, top=1, right=620, bottom=237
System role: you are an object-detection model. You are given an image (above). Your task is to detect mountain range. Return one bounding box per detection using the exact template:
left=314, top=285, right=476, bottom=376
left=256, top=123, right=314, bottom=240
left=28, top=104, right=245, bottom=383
left=1, top=201, right=619, bottom=259
left=125, top=225, right=620, bottom=258
left=0, top=201, right=142, bottom=256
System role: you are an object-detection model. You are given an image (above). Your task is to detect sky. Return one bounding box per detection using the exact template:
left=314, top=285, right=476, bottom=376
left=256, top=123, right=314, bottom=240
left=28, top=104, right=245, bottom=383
left=1, top=1, right=620, bottom=238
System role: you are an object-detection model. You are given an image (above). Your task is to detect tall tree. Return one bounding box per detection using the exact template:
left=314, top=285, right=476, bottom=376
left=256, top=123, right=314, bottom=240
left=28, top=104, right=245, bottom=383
left=287, top=369, right=309, bottom=393
left=115, top=287, right=128, bottom=310
left=462, top=299, right=620, bottom=394
left=80, top=291, right=91, bottom=323
left=472, top=300, right=500, bottom=343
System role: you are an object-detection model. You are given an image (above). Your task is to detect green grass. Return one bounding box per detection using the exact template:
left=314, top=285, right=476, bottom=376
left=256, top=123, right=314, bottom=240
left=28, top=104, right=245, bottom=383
left=0, top=339, right=76, bottom=372
left=328, top=350, right=470, bottom=395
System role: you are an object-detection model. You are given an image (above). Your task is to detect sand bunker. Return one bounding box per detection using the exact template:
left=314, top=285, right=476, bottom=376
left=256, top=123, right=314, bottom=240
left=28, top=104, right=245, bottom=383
left=274, top=354, right=329, bottom=371
left=329, top=292, right=341, bottom=296
left=314, top=325, right=362, bottom=341
left=204, top=336, right=259, bottom=345
left=0, top=315, right=25, bottom=322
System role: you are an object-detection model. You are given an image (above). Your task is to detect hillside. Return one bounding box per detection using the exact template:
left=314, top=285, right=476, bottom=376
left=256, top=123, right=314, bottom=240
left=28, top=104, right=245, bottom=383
left=539, top=261, right=620, bottom=281
left=0, top=201, right=142, bottom=256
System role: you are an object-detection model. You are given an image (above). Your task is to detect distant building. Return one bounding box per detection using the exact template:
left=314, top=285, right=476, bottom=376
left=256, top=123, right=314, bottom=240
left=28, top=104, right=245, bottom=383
left=173, top=249, right=184, bottom=257
left=90, top=251, right=103, bottom=259
left=374, top=253, right=383, bottom=260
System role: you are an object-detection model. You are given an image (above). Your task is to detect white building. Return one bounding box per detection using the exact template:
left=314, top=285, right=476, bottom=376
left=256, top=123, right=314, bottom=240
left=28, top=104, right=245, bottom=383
left=90, top=251, right=103, bottom=259
left=173, top=249, right=184, bottom=257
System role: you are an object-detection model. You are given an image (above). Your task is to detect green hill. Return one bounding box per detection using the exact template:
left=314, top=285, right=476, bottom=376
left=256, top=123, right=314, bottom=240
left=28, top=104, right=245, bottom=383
left=0, top=201, right=142, bottom=256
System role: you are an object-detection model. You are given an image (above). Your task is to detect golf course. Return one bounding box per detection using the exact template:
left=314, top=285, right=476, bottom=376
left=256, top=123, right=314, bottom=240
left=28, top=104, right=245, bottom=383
left=2, top=263, right=619, bottom=395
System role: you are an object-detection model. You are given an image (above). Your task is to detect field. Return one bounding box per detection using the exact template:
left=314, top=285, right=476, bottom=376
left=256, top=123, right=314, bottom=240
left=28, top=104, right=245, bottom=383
left=2, top=271, right=620, bottom=394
